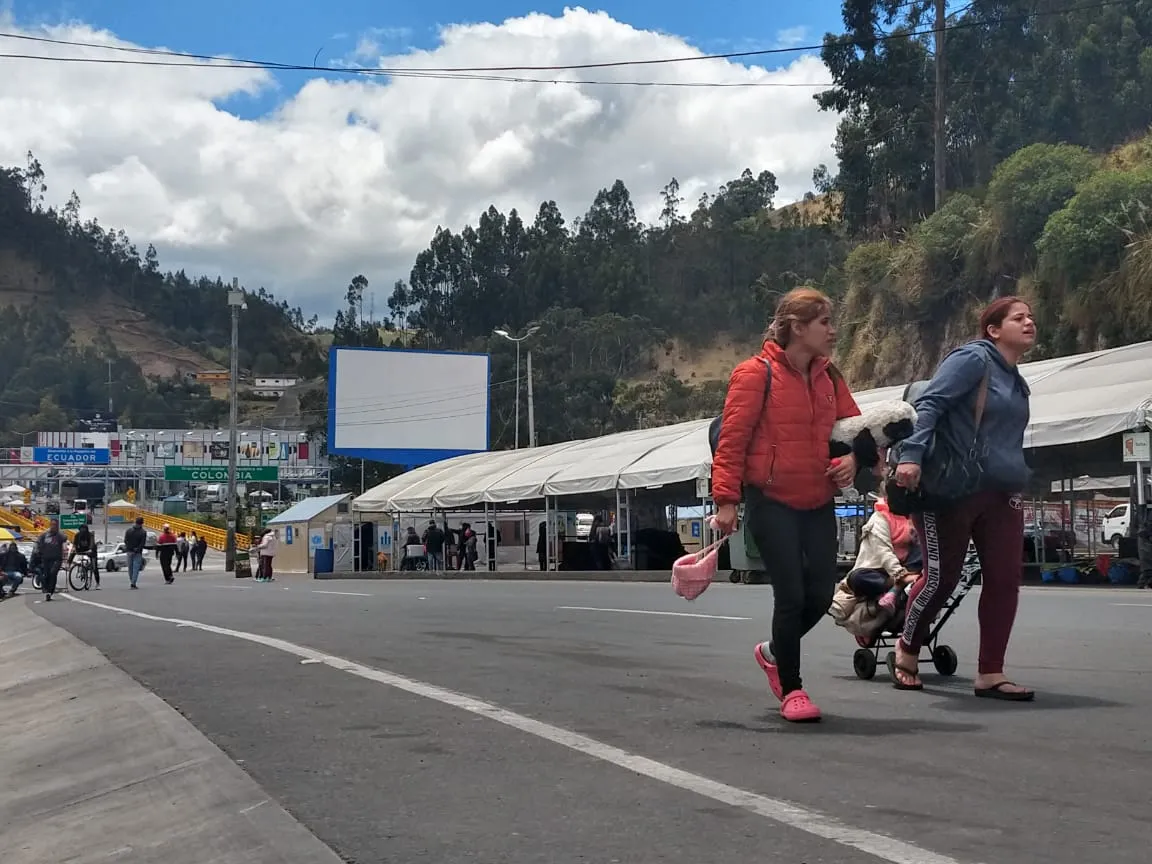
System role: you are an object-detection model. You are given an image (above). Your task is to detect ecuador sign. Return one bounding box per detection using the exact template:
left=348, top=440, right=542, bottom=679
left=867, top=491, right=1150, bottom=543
left=164, top=465, right=279, bottom=483
left=32, top=447, right=110, bottom=465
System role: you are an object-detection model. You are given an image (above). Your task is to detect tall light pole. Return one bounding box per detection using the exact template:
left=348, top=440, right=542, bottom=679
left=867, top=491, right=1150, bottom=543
left=493, top=325, right=539, bottom=449
left=225, top=282, right=245, bottom=570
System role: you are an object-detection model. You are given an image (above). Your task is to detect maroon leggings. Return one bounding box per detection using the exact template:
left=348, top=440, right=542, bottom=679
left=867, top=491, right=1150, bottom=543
left=899, top=490, right=1024, bottom=675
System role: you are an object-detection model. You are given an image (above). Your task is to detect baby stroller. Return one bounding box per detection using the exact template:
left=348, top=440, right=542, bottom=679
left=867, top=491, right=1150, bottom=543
left=400, top=542, right=429, bottom=571
left=850, top=542, right=982, bottom=681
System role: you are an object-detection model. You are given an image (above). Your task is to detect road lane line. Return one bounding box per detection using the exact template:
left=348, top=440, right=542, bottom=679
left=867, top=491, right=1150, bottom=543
left=1111, top=603, right=1152, bottom=607
left=312, top=590, right=373, bottom=597
left=59, top=593, right=968, bottom=864
left=556, top=605, right=751, bottom=621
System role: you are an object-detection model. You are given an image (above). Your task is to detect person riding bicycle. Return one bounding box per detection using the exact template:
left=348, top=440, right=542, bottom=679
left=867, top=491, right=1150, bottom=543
left=69, top=523, right=100, bottom=588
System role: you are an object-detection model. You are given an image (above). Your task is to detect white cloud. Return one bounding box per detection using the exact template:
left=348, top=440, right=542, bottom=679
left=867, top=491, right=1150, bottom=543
left=0, top=8, right=839, bottom=315
left=775, top=26, right=809, bottom=48
left=349, top=26, right=414, bottom=61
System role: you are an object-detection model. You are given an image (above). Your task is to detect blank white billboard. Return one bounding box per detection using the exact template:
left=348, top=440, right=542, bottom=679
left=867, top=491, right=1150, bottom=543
left=327, top=347, right=490, bottom=465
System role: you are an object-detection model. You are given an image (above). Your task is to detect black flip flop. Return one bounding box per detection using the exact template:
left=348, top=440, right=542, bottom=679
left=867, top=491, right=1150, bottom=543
left=974, top=681, right=1035, bottom=701
left=891, top=663, right=923, bottom=691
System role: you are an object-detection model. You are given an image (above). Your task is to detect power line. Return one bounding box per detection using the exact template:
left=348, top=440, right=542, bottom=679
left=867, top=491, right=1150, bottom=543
left=0, top=49, right=832, bottom=87
left=0, top=0, right=1133, bottom=79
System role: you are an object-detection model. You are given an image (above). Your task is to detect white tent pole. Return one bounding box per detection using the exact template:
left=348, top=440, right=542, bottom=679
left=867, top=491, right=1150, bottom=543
left=615, top=488, right=622, bottom=559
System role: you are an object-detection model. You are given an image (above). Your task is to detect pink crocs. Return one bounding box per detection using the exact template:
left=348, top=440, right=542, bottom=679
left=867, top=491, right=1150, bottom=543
left=780, top=690, right=822, bottom=723
left=754, top=642, right=784, bottom=702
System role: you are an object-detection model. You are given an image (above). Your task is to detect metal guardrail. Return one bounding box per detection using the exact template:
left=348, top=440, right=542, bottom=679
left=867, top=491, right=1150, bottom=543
left=132, top=510, right=251, bottom=552
left=6, top=504, right=250, bottom=552
left=2, top=508, right=76, bottom=541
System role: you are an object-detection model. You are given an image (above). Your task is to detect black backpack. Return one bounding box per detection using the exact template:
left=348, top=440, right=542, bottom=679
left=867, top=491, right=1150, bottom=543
left=708, top=357, right=773, bottom=456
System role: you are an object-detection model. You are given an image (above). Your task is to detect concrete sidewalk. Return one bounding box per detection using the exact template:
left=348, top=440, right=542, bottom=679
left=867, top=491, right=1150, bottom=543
left=0, top=600, right=345, bottom=864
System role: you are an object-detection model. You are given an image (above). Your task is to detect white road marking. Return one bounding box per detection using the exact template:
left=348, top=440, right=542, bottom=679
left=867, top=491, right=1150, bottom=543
left=312, top=590, right=372, bottom=597
left=556, top=605, right=751, bottom=621
left=59, top=595, right=969, bottom=864
left=1111, top=603, right=1152, bottom=607
left=239, top=799, right=268, bottom=814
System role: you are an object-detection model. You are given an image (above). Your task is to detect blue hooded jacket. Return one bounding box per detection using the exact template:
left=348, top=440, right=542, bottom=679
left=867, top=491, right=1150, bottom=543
left=899, top=339, right=1032, bottom=496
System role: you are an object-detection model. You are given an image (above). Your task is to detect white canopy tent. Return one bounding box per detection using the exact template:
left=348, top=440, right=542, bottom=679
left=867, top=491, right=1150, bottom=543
left=355, top=341, right=1152, bottom=513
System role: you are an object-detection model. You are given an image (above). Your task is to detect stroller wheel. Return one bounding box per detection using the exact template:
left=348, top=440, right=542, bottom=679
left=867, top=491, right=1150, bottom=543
left=932, top=645, right=958, bottom=677
left=852, top=648, right=877, bottom=680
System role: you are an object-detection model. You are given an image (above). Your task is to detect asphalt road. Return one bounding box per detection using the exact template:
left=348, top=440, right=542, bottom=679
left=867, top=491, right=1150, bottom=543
left=31, top=575, right=1152, bottom=864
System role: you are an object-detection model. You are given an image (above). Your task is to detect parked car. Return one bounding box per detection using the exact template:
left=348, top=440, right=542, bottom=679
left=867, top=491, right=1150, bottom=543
left=1100, top=503, right=1130, bottom=547
left=96, top=541, right=129, bottom=572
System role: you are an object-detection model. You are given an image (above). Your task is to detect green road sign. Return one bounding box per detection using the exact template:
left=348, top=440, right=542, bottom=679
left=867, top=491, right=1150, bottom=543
left=164, top=465, right=279, bottom=483
left=60, top=514, right=87, bottom=530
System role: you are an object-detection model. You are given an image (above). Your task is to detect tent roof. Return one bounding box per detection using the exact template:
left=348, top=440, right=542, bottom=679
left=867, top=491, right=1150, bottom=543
left=355, top=341, right=1152, bottom=513
left=267, top=493, right=351, bottom=525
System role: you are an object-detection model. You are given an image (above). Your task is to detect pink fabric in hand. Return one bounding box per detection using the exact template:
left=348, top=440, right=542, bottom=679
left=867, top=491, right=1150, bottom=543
left=671, top=518, right=728, bottom=601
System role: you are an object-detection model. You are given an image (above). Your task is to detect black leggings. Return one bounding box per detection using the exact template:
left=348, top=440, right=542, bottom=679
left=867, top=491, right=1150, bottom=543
left=42, top=560, right=61, bottom=595
left=744, top=489, right=839, bottom=695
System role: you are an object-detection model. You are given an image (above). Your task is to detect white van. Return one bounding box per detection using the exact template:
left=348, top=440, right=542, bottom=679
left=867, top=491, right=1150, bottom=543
left=1100, top=503, right=1129, bottom=546
left=575, top=512, right=596, bottom=539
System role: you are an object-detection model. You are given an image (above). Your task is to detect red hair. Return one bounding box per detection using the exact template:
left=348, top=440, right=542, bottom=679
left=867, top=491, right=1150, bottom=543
left=768, top=288, right=832, bottom=347
left=978, top=296, right=1030, bottom=340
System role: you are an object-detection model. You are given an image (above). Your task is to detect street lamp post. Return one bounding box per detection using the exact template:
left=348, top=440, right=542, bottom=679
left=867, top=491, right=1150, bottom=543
left=225, top=282, right=245, bottom=571
left=493, top=325, right=539, bottom=449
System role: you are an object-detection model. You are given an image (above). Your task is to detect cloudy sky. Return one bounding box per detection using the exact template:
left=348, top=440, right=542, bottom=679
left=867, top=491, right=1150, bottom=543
left=0, top=1, right=847, bottom=318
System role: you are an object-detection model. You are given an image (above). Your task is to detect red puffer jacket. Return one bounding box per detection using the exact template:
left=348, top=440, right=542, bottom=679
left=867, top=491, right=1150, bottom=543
left=711, top=340, right=860, bottom=510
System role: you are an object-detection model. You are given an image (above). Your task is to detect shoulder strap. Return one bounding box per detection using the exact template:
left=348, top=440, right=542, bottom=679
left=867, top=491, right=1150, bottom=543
left=972, top=358, right=992, bottom=431
left=757, top=357, right=772, bottom=411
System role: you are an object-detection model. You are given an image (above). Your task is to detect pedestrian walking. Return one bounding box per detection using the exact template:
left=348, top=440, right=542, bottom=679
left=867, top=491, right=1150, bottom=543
left=36, top=518, right=67, bottom=601
left=157, top=524, right=178, bottom=584
left=255, top=528, right=277, bottom=582
left=176, top=532, right=190, bottom=571
left=124, top=516, right=147, bottom=589
left=891, top=297, right=1036, bottom=700
left=711, top=288, right=864, bottom=723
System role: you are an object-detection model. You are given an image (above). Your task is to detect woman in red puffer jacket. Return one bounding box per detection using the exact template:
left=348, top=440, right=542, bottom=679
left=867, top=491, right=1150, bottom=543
left=711, top=287, right=861, bottom=723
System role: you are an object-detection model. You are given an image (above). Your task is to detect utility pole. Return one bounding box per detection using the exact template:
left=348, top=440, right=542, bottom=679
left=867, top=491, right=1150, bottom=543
left=933, top=0, right=947, bottom=211
left=493, top=324, right=540, bottom=449
left=226, top=279, right=243, bottom=571
left=526, top=349, right=536, bottom=448
left=513, top=339, right=521, bottom=449
left=104, top=358, right=113, bottom=545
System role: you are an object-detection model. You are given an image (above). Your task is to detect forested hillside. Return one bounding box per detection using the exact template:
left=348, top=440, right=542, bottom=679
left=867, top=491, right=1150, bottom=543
left=0, top=157, right=325, bottom=444
left=817, top=0, right=1152, bottom=380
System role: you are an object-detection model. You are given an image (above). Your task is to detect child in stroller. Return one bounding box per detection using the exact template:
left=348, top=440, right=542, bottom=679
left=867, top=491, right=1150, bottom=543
left=829, top=492, right=922, bottom=651
left=831, top=494, right=983, bottom=681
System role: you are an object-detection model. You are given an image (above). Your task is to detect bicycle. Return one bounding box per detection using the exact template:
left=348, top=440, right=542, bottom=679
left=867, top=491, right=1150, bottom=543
left=67, top=555, right=97, bottom=591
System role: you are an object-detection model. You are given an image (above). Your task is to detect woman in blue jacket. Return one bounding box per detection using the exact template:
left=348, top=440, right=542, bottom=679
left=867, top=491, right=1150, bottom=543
left=892, top=297, right=1036, bottom=700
